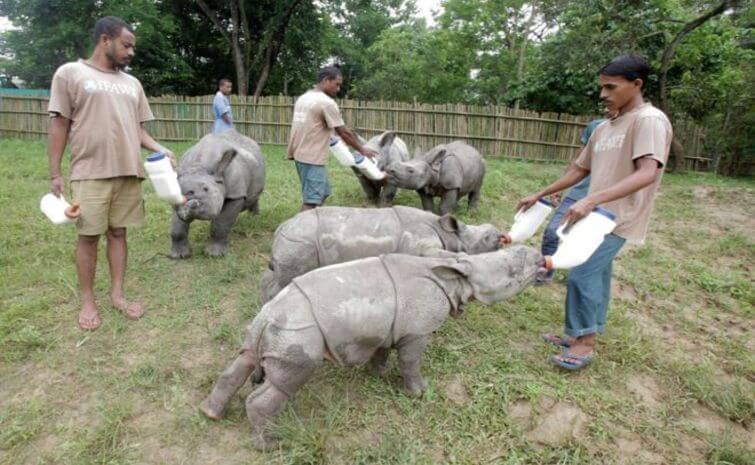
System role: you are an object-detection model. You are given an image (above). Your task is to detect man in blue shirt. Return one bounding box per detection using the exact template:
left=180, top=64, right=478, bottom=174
left=213, top=78, right=234, bottom=133
left=535, top=116, right=606, bottom=285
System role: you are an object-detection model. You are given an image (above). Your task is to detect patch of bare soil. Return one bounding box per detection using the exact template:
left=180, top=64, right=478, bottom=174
left=524, top=401, right=588, bottom=447
left=506, top=400, right=532, bottom=428
left=625, top=374, right=663, bottom=410
left=443, top=375, right=470, bottom=406
left=610, top=429, right=665, bottom=465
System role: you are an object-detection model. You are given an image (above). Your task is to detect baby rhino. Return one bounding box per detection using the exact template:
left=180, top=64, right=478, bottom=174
left=170, top=130, right=265, bottom=258
left=385, top=141, right=485, bottom=215
left=259, top=206, right=508, bottom=303
left=200, top=246, right=542, bottom=450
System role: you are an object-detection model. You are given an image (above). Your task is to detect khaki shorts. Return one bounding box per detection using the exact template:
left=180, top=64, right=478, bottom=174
left=70, top=177, right=145, bottom=236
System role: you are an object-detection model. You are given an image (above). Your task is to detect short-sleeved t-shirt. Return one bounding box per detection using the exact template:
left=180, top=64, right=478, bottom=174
left=213, top=91, right=233, bottom=133
left=287, top=88, right=345, bottom=166
left=48, top=60, right=154, bottom=181
left=565, top=118, right=605, bottom=201
left=575, top=103, right=672, bottom=243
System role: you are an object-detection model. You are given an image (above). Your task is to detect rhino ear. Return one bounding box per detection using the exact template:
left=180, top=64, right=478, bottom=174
left=214, top=149, right=237, bottom=179
left=431, top=262, right=472, bottom=281
left=379, top=131, right=397, bottom=148
left=427, top=148, right=448, bottom=166
left=438, top=214, right=464, bottom=233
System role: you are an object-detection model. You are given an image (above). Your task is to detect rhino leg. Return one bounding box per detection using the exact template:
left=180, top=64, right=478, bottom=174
left=418, top=190, right=436, bottom=213
left=378, top=184, right=398, bottom=207
left=369, top=347, right=391, bottom=377
left=439, top=189, right=459, bottom=216
left=248, top=198, right=260, bottom=215
left=397, top=334, right=430, bottom=397
left=246, top=329, right=323, bottom=451
left=354, top=170, right=380, bottom=204
left=199, top=349, right=256, bottom=420
left=468, top=189, right=481, bottom=210
left=206, top=198, right=245, bottom=257
left=169, top=213, right=192, bottom=259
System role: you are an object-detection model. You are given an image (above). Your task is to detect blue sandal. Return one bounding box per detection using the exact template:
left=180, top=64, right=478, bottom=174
left=541, top=333, right=573, bottom=348
left=550, top=349, right=594, bottom=371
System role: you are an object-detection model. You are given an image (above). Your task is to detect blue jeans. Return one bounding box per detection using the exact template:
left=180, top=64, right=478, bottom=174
left=564, top=233, right=626, bottom=337
left=541, top=197, right=576, bottom=278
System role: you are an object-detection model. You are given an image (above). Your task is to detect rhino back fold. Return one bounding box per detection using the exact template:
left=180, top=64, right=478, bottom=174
left=243, top=285, right=320, bottom=365
left=392, top=206, right=462, bottom=253
left=315, top=207, right=404, bottom=266
left=381, top=254, right=458, bottom=341
left=291, top=258, right=397, bottom=366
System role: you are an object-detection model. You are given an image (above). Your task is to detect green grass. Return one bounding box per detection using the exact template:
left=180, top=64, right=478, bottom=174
left=0, top=137, right=753, bottom=464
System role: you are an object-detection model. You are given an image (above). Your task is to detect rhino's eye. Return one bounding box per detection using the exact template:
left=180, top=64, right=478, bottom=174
left=203, top=186, right=209, bottom=192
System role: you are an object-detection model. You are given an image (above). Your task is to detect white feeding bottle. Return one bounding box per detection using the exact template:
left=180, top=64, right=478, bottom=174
left=40, top=193, right=80, bottom=225
left=329, top=137, right=356, bottom=166
left=508, top=198, right=554, bottom=243
left=144, top=152, right=186, bottom=205
left=353, top=153, right=385, bottom=181
left=543, top=207, right=617, bottom=270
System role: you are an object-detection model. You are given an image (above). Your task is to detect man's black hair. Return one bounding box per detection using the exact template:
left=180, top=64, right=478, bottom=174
left=317, top=66, right=342, bottom=83
left=218, top=78, right=232, bottom=88
left=599, top=54, right=651, bottom=88
left=93, top=16, right=133, bottom=44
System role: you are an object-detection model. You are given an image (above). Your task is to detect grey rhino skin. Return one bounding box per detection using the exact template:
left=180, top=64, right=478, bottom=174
left=200, top=245, right=542, bottom=450
left=258, top=205, right=505, bottom=303
left=385, top=140, right=485, bottom=215
left=170, top=130, right=265, bottom=258
left=353, top=131, right=410, bottom=205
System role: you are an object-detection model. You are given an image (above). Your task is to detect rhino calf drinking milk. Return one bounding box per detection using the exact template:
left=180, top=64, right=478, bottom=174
left=385, top=140, right=486, bottom=215
left=200, top=246, right=542, bottom=450
left=353, top=131, right=410, bottom=205
left=169, top=130, right=265, bottom=258
left=259, top=205, right=506, bottom=303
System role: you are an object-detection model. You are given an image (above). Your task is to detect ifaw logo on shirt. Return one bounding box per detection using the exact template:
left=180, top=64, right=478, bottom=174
left=594, top=134, right=625, bottom=153
left=82, top=79, right=138, bottom=100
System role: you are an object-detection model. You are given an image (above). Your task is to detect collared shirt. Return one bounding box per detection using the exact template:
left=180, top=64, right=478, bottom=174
left=213, top=91, right=234, bottom=133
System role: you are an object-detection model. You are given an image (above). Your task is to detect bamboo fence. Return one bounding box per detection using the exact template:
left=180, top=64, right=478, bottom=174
left=0, top=93, right=708, bottom=165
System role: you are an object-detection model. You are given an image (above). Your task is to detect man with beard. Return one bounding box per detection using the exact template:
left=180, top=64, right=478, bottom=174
left=47, top=16, right=175, bottom=330
left=287, top=66, right=379, bottom=211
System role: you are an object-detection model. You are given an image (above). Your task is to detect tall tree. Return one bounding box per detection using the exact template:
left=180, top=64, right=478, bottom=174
left=192, top=0, right=309, bottom=97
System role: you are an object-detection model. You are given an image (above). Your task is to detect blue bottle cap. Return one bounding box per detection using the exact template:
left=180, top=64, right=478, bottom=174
left=329, top=138, right=338, bottom=146
left=537, top=198, right=554, bottom=207
left=593, top=206, right=616, bottom=220
left=354, top=154, right=365, bottom=162
left=147, top=152, right=165, bottom=162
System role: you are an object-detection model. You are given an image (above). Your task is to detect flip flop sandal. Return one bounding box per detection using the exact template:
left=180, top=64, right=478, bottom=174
left=113, top=301, right=144, bottom=320
left=550, top=349, right=594, bottom=371
left=78, top=312, right=102, bottom=331
left=541, top=333, right=573, bottom=348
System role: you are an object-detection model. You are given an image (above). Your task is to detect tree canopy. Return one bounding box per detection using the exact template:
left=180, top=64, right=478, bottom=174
left=0, top=0, right=751, bottom=173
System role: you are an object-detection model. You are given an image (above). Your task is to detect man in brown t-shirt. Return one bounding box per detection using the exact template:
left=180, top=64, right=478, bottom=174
left=287, top=66, right=378, bottom=211
left=47, top=16, right=175, bottom=330
left=516, top=54, right=672, bottom=370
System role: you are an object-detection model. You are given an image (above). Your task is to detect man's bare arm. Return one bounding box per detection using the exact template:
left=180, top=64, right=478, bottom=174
left=48, top=115, right=70, bottom=196
left=516, top=163, right=590, bottom=212
left=334, top=126, right=378, bottom=158
left=140, top=124, right=175, bottom=165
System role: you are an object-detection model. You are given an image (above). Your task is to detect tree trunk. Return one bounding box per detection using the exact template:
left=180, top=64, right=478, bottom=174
left=196, top=0, right=250, bottom=95
left=659, top=1, right=733, bottom=115
left=252, top=0, right=303, bottom=99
